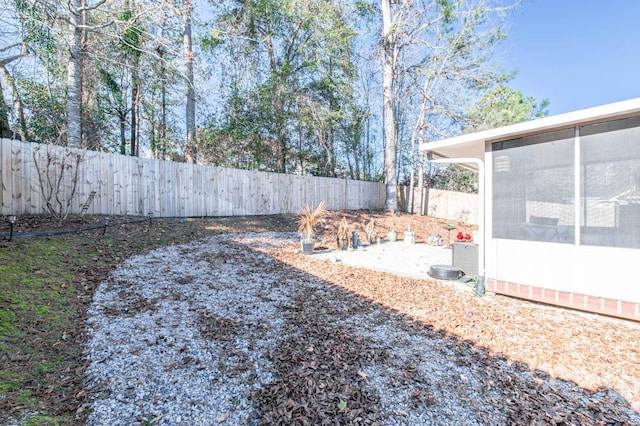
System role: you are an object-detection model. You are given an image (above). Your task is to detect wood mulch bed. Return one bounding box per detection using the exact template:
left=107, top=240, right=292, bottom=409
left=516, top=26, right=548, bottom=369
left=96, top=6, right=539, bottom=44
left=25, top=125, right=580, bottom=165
left=270, top=210, right=640, bottom=413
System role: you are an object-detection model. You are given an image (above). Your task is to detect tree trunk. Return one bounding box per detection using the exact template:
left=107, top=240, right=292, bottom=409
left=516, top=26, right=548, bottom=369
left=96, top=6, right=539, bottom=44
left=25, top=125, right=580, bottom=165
left=0, top=45, right=28, bottom=139
left=0, top=80, right=9, bottom=136
left=364, top=114, right=371, bottom=180
left=130, top=66, right=139, bottom=156
left=408, top=143, right=415, bottom=214
left=276, top=121, right=287, bottom=173
left=417, top=153, right=425, bottom=215
left=183, top=0, right=196, bottom=164
left=0, top=65, right=28, bottom=140
left=0, top=84, right=12, bottom=138
left=274, top=86, right=287, bottom=173
left=353, top=123, right=361, bottom=180
left=345, top=140, right=354, bottom=179
left=161, top=54, right=167, bottom=159
left=153, top=42, right=168, bottom=159
left=119, top=112, right=127, bottom=155
left=382, top=0, right=397, bottom=211
left=296, top=122, right=304, bottom=172
left=149, top=111, right=157, bottom=158
left=66, top=0, right=84, bottom=147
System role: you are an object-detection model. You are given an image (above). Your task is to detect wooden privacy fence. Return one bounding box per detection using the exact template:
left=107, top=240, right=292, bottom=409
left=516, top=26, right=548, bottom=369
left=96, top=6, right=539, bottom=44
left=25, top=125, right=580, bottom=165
left=1, top=139, right=386, bottom=217
left=397, top=186, right=479, bottom=225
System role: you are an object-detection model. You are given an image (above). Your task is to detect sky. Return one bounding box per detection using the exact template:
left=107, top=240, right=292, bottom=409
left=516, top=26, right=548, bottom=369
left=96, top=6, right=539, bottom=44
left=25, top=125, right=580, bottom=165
left=499, top=0, right=640, bottom=116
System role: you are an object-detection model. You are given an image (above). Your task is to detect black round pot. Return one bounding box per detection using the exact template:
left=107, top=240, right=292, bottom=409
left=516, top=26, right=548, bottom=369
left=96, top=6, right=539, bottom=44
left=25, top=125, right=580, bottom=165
left=428, top=264, right=462, bottom=280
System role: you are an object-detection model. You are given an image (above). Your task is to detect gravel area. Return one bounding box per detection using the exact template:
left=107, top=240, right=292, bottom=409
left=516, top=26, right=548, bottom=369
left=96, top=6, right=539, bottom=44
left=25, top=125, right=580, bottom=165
left=84, top=232, right=640, bottom=425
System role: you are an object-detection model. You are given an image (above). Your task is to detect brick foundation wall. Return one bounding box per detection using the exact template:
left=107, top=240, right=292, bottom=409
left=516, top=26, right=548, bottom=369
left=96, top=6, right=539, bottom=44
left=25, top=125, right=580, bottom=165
left=486, top=278, right=640, bottom=322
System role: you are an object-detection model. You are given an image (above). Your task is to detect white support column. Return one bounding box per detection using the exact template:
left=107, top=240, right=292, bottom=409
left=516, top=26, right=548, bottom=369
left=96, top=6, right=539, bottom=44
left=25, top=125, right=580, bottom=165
left=574, top=126, right=581, bottom=246
left=429, top=158, right=485, bottom=280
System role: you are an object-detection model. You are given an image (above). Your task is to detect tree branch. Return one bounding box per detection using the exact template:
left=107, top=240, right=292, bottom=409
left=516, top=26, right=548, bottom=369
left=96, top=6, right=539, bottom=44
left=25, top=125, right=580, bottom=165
left=78, top=0, right=107, bottom=13
left=0, top=43, right=23, bottom=55
left=0, top=50, right=27, bottom=67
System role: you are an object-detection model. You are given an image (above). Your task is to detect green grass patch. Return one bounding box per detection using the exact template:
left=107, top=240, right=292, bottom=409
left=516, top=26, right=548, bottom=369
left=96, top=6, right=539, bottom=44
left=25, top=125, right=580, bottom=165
left=22, top=416, right=64, bottom=426
left=0, top=370, right=24, bottom=393
left=0, top=237, right=95, bottom=423
left=0, top=307, right=17, bottom=335
left=0, top=239, right=79, bottom=318
left=15, top=389, right=38, bottom=407
left=35, top=305, right=51, bottom=316
left=33, top=358, right=61, bottom=376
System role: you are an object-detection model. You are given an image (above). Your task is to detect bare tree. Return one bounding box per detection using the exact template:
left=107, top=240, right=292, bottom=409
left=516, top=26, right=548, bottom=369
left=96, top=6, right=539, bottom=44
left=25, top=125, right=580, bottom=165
left=380, top=0, right=518, bottom=212
left=0, top=42, right=28, bottom=139
left=183, top=0, right=196, bottom=163
left=381, top=0, right=399, bottom=211
left=66, top=0, right=108, bottom=147
left=33, top=146, right=83, bottom=222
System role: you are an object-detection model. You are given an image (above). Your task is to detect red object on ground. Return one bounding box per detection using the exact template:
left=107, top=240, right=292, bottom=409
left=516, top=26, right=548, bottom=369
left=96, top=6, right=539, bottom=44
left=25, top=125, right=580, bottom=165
left=456, top=231, right=464, bottom=241
left=464, top=233, right=472, bottom=241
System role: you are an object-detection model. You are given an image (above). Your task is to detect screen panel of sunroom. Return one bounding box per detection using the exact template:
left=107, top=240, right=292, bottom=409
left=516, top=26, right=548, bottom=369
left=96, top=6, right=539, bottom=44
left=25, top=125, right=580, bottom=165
left=492, top=128, right=575, bottom=243
left=580, top=115, right=640, bottom=249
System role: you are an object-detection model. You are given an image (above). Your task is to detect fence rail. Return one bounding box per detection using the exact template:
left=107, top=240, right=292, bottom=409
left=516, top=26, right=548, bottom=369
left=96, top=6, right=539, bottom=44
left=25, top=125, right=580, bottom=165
left=1, top=139, right=386, bottom=217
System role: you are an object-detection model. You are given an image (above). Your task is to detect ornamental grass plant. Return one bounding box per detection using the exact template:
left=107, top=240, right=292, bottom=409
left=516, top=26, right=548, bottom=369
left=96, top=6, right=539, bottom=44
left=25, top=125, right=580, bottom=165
left=297, top=201, right=327, bottom=243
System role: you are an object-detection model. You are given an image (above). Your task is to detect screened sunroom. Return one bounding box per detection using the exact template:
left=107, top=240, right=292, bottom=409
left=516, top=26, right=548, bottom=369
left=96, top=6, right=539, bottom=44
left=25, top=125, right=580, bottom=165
left=420, top=98, right=640, bottom=321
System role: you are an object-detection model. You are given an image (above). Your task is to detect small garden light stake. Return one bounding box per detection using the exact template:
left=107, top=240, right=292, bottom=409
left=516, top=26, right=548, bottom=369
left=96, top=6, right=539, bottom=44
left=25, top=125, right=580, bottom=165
left=148, top=212, right=154, bottom=225
left=103, top=217, right=110, bottom=235
left=8, top=215, right=16, bottom=241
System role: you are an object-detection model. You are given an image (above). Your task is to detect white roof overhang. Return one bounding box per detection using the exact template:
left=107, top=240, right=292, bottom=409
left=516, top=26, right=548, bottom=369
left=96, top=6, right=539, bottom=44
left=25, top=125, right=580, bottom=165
left=419, top=97, right=640, bottom=171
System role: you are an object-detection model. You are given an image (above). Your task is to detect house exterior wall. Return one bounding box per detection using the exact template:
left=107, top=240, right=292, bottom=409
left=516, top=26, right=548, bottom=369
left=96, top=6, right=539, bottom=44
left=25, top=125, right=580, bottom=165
left=485, top=278, right=640, bottom=321
left=482, top=114, right=640, bottom=321
left=488, top=240, right=640, bottom=301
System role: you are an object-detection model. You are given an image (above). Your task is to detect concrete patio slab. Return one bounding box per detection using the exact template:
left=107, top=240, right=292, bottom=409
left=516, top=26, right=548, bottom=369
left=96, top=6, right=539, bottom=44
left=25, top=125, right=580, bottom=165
left=312, top=241, right=453, bottom=279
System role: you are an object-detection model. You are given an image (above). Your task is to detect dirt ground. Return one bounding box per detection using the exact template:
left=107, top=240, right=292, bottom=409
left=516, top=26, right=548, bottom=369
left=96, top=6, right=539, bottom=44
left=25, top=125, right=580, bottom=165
left=1, top=210, right=638, bottom=424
